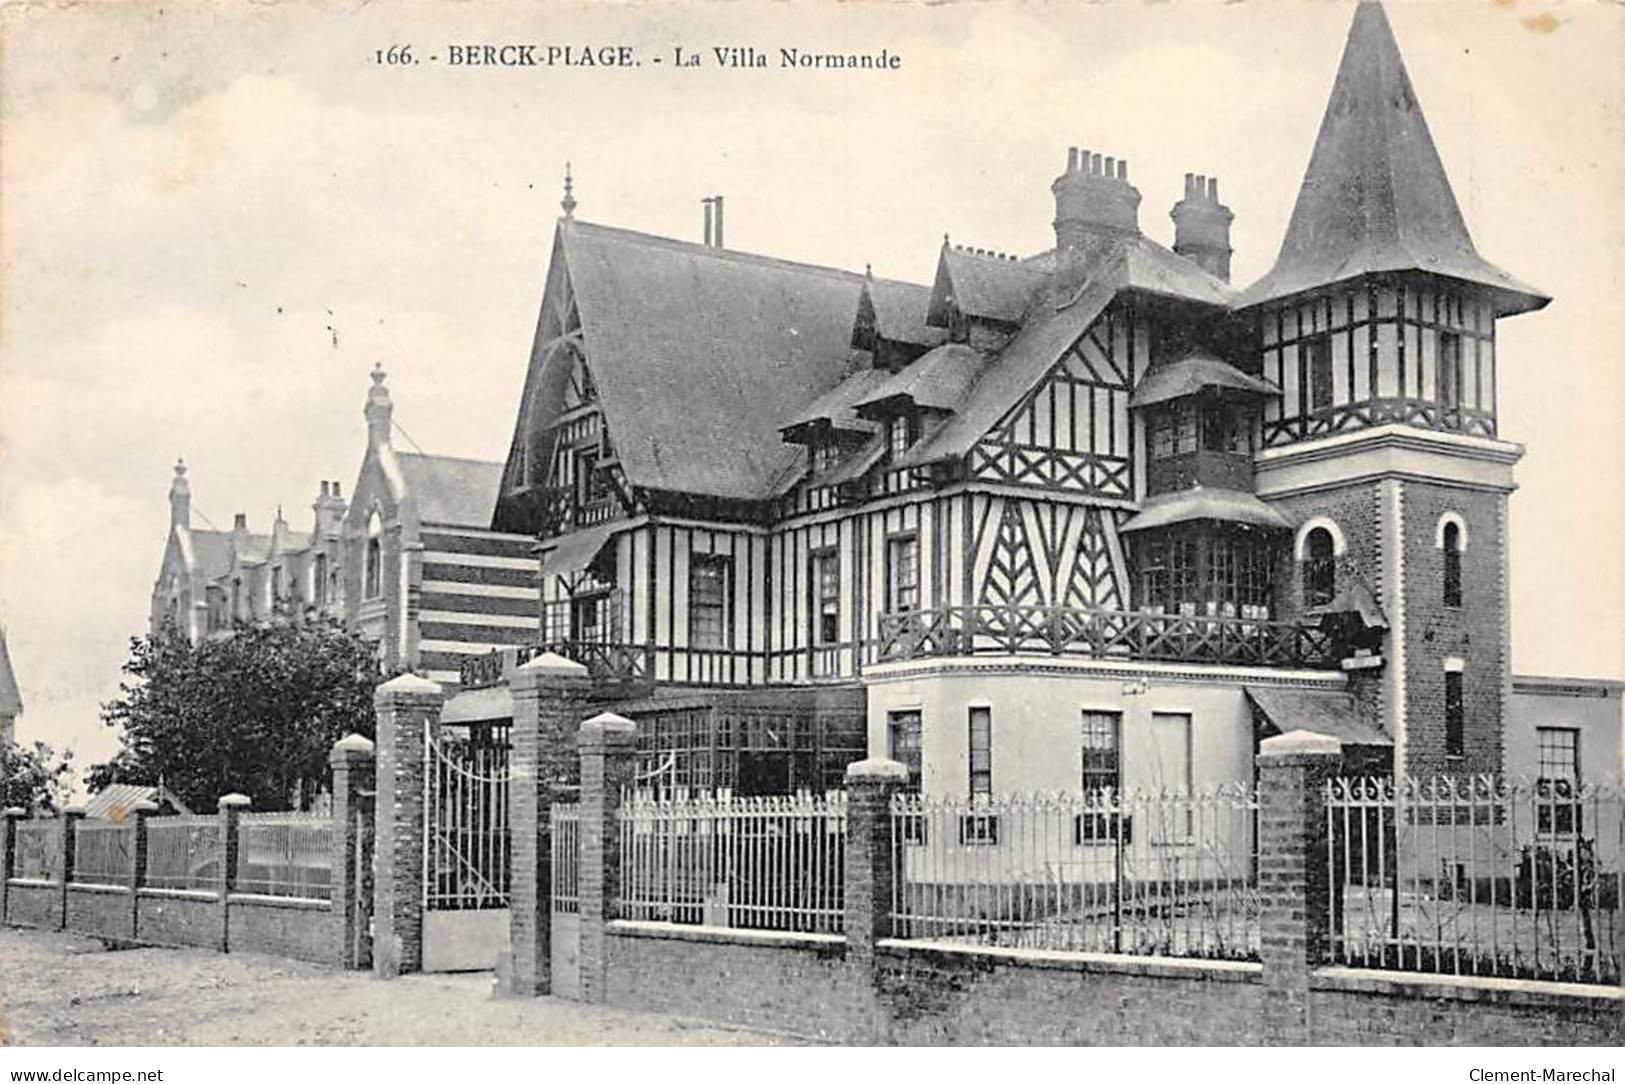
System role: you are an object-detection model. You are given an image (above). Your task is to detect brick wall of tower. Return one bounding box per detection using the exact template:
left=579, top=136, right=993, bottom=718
left=1399, top=481, right=1507, bottom=776
left=1267, top=483, right=1383, bottom=628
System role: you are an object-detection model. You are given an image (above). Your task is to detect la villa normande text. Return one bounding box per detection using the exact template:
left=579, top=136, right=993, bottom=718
left=379, top=43, right=903, bottom=70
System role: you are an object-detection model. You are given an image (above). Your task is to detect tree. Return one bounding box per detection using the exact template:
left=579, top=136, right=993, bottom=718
left=0, top=740, right=74, bottom=812
left=92, top=618, right=381, bottom=811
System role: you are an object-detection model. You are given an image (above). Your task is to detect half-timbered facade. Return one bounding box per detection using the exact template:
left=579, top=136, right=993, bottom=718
left=457, top=2, right=1566, bottom=796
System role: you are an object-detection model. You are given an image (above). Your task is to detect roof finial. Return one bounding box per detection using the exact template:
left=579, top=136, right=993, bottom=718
left=561, top=161, right=577, bottom=219
left=173, top=457, right=187, bottom=478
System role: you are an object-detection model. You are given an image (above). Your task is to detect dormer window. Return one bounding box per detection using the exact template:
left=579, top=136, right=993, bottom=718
left=812, top=440, right=841, bottom=475
left=888, top=414, right=916, bottom=461
left=1302, top=526, right=1336, bottom=608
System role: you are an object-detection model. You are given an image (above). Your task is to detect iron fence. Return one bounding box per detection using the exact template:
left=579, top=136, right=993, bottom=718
left=891, top=785, right=1260, bottom=961
left=619, top=790, right=846, bottom=934
left=145, top=817, right=223, bottom=892
left=236, top=812, right=333, bottom=900
left=72, top=821, right=132, bottom=887
left=1327, top=775, right=1624, bottom=985
left=551, top=802, right=580, bottom=914
left=424, top=733, right=510, bottom=911
left=12, top=820, right=60, bottom=881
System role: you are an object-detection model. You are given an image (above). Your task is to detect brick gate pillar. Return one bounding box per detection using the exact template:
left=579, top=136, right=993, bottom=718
left=372, top=673, right=443, bottom=978
left=508, top=652, right=590, bottom=997
left=1257, top=729, right=1341, bottom=1046
left=58, top=808, right=84, bottom=931
left=576, top=712, right=637, bottom=1005
left=330, top=733, right=376, bottom=970
left=128, top=800, right=158, bottom=939
left=843, top=758, right=907, bottom=1043
left=0, top=807, right=23, bottom=925
left=217, top=793, right=250, bottom=951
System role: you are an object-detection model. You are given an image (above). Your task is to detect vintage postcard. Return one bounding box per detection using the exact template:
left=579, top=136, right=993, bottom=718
left=0, top=0, right=1621, bottom=1061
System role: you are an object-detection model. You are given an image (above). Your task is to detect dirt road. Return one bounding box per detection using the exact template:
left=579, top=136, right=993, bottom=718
left=0, top=927, right=789, bottom=1046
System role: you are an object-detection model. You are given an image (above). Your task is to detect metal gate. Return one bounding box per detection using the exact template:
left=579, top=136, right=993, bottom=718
left=549, top=801, right=581, bottom=998
left=422, top=726, right=511, bottom=972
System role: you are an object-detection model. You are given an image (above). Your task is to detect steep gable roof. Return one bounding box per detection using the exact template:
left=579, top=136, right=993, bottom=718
left=397, top=453, right=504, bottom=528
left=856, top=343, right=985, bottom=415
left=780, top=367, right=891, bottom=437
left=928, top=245, right=1048, bottom=326
left=864, top=277, right=944, bottom=348
left=1240, top=2, right=1546, bottom=314
left=0, top=627, right=22, bottom=718
left=555, top=220, right=867, bottom=501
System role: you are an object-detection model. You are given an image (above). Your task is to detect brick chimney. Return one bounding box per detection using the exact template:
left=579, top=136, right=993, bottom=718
left=168, top=458, right=190, bottom=528
left=1171, top=173, right=1234, bottom=282
left=1052, top=148, right=1141, bottom=287
left=702, top=195, right=726, bottom=248
left=312, top=480, right=347, bottom=538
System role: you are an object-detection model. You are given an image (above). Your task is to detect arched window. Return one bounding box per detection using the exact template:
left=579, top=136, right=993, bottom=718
left=1302, top=527, right=1336, bottom=608
left=364, top=513, right=383, bottom=600
left=1442, top=521, right=1462, bottom=608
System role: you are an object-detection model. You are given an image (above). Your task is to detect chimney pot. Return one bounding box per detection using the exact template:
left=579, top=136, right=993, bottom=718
left=1104, top=156, right=1116, bottom=177
left=333, top=482, right=341, bottom=499
left=1118, top=160, right=1127, bottom=180
left=1067, top=147, right=1079, bottom=172
left=714, top=195, right=725, bottom=248
left=1208, top=177, right=1218, bottom=200
left=234, top=513, right=247, bottom=530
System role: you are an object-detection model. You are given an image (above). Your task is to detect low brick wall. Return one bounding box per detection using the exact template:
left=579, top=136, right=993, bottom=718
left=1309, top=968, right=1622, bottom=1046
left=5, top=881, right=60, bottom=929
left=65, top=884, right=133, bottom=941
left=226, top=895, right=333, bottom=964
left=874, top=942, right=1265, bottom=1045
left=135, top=890, right=219, bottom=950
left=606, top=922, right=861, bottom=1042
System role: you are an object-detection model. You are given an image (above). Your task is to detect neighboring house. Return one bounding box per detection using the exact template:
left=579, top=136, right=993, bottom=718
left=1507, top=677, right=1624, bottom=791
left=82, top=783, right=192, bottom=821
left=149, top=368, right=538, bottom=690
left=468, top=1, right=1618, bottom=798
left=0, top=625, right=21, bottom=746
left=343, top=365, right=540, bottom=684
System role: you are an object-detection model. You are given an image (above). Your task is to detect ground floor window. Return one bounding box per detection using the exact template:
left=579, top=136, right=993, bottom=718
left=1536, top=725, right=1581, bottom=836
left=888, top=710, right=922, bottom=785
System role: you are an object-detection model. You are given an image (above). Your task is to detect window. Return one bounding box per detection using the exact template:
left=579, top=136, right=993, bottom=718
left=962, top=706, right=997, bottom=844
left=231, top=578, right=242, bottom=622
left=1151, top=712, right=1193, bottom=841
left=812, top=441, right=841, bottom=475
left=888, top=414, right=915, bottom=461
left=1307, top=335, right=1333, bottom=411
left=1444, top=670, right=1465, bottom=758
left=1442, top=521, right=1462, bottom=608
left=364, top=513, right=383, bottom=600
left=1439, top=332, right=1462, bottom=413
left=688, top=554, right=730, bottom=649
left=888, top=710, right=922, bottom=783
left=813, top=550, right=840, bottom=645
left=1302, top=527, right=1336, bottom=608
left=1136, top=536, right=1168, bottom=613
left=270, top=566, right=283, bottom=604
left=887, top=534, right=919, bottom=614
left=1078, top=711, right=1128, bottom=844
left=967, top=707, right=992, bottom=798
left=1168, top=535, right=1198, bottom=615
left=1201, top=402, right=1252, bottom=454
left=314, top=554, right=329, bottom=605
left=1536, top=727, right=1581, bottom=835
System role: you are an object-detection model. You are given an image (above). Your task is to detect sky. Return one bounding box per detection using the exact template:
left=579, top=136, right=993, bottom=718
left=1, top=0, right=1621, bottom=775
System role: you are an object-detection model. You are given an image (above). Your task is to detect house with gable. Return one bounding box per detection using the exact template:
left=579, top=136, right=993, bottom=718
left=468, top=1, right=1617, bottom=802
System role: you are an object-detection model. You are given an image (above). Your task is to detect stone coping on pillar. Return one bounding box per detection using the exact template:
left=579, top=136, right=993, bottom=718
left=3, top=808, right=27, bottom=819
left=579, top=712, right=636, bottom=749
left=1257, top=729, right=1342, bottom=763
left=330, top=733, right=377, bottom=766
left=217, top=793, right=252, bottom=811
left=374, top=672, right=444, bottom=701
left=511, top=651, right=591, bottom=691
left=845, top=757, right=909, bottom=783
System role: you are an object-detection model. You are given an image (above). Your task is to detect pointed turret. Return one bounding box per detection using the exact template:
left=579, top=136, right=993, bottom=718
left=365, top=363, right=393, bottom=449
left=1241, top=2, right=1545, bottom=315
left=168, top=458, right=191, bottom=528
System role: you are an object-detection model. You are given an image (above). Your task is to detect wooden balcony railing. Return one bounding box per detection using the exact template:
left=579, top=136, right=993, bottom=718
left=874, top=604, right=1338, bottom=670
left=459, top=640, right=654, bottom=691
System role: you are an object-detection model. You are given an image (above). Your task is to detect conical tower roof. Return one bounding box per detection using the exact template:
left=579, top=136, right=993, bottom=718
left=1240, top=2, right=1546, bottom=315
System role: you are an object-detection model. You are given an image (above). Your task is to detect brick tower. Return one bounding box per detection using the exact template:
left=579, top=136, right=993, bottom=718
left=1239, top=2, right=1548, bottom=776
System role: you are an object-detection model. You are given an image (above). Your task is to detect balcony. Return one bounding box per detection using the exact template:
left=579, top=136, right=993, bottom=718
left=459, top=640, right=654, bottom=691
left=874, top=604, right=1337, bottom=670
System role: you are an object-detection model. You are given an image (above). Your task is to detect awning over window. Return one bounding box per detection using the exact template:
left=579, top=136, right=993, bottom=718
left=1245, top=687, right=1392, bottom=747
left=1119, top=488, right=1293, bottom=534
left=1130, top=355, right=1281, bottom=409
left=442, top=685, right=514, bottom=725
left=537, top=521, right=626, bottom=579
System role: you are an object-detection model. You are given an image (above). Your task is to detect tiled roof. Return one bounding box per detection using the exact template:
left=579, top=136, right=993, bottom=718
left=0, top=627, right=21, bottom=717
left=1131, top=354, right=1281, bottom=408
left=188, top=530, right=234, bottom=579
left=1119, top=488, right=1293, bottom=533
left=780, top=367, right=892, bottom=436
left=857, top=343, right=985, bottom=415
left=1247, top=687, right=1391, bottom=746
left=866, top=277, right=944, bottom=347
left=397, top=453, right=504, bottom=528
left=82, top=783, right=193, bottom=821
left=1239, top=2, right=1546, bottom=314
left=929, top=245, right=1047, bottom=326
left=561, top=220, right=866, bottom=501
